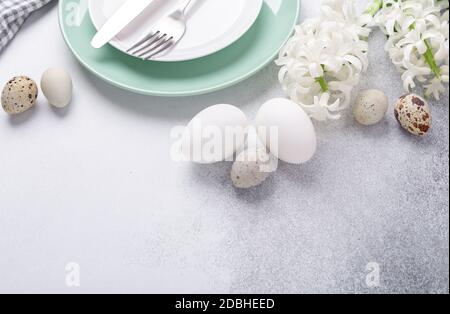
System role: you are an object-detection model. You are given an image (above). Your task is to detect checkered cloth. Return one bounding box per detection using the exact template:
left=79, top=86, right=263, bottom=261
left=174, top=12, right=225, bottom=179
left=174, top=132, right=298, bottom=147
left=1, top=0, right=53, bottom=52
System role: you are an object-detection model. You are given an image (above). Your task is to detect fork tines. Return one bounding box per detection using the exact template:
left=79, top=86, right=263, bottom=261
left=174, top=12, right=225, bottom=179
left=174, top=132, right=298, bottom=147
left=127, top=32, right=174, bottom=60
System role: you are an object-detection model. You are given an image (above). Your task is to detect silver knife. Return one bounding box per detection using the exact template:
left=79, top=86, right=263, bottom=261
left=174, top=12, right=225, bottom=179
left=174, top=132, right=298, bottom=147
left=91, top=0, right=155, bottom=49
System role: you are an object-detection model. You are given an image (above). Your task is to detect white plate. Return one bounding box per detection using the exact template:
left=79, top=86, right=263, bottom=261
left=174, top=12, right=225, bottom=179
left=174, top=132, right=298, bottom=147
left=89, top=0, right=263, bottom=62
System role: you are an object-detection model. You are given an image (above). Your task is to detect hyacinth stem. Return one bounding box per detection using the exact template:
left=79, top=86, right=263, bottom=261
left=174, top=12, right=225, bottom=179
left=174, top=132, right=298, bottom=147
left=410, top=23, right=441, bottom=79
left=365, top=0, right=383, bottom=16
left=360, top=0, right=383, bottom=40
left=316, top=76, right=329, bottom=92
left=424, top=39, right=441, bottom=78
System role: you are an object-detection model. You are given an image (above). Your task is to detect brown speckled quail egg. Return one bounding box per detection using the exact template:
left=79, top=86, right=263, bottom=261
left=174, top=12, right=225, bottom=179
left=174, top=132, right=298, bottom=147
left=1, top=76, right=38, bottom=114
left=353, top=89, right=389, bottom=126
left=231, top=147, right=274, bottom=189
left=394, top=93, right=431, bottom=136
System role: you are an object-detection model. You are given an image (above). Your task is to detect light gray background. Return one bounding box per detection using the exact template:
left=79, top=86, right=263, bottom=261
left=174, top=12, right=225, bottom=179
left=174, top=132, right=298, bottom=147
left=0, top=0, right=448, bottom=294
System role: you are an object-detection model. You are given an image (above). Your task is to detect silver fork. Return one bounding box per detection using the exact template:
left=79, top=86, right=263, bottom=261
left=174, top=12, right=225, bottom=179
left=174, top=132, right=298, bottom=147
left=127, top=0, right=194, bottom=60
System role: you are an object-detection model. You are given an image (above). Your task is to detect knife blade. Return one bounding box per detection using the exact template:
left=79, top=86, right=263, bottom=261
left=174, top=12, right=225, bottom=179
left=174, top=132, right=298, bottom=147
left=91, top=0, right=155, bottom=49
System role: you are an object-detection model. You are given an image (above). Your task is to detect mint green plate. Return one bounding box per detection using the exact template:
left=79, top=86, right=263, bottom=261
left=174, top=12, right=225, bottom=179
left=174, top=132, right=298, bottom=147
left=59, top=0, right=299, bottom=96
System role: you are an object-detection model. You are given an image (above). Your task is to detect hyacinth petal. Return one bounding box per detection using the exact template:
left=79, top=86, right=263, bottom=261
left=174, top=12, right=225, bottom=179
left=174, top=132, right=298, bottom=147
left=425, top=14, right=442, bottom=29
left=309, top=63, right=324, bottom=78
left=416, top=41, right=428, bottom=55
left=343, top=55, right=363, bottom=72
left=401, top=16, right=416, bottom=32
left=323, top=57, right=343, bottom=73
left=278, top=66, right=288, bottom=84
left=386, top=19, right=397, bottom=36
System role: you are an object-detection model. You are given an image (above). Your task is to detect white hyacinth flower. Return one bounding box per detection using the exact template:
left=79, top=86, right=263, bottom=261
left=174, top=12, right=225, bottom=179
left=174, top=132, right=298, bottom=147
left=375, top=0, right=449, bottom=100
left=276, top=0, right=371, bottom=121
left=277, top=0, right=448, bottom=122
left=309, top=94, right=343, bottom=121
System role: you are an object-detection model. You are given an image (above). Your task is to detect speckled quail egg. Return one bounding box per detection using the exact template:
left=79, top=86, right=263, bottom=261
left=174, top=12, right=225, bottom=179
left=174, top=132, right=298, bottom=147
left=1, top=76, right=38, bottom=114
left=231, top=147, right=274, bottom=189
left=41, top=68, right=73, bottom=108
left=394, top=93, right=431, bottom=136
left=353, top=89, right=389, bottom=125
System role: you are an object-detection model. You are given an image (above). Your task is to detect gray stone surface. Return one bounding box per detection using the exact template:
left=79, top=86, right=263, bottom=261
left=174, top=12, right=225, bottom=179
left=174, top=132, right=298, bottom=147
left=0, top=0, right=448, bottom=293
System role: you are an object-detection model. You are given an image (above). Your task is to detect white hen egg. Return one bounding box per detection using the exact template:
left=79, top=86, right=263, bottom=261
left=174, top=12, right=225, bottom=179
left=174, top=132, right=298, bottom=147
left=181, top=104, right=248, bottom=163
left=41, top=68, right=73, bottom=108
left=255, top=98, right=317, bottom=164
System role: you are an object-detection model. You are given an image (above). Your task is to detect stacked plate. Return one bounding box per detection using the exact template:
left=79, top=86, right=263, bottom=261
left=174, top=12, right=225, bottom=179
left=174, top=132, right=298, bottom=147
left=59, top=0, right=300, bottom=96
